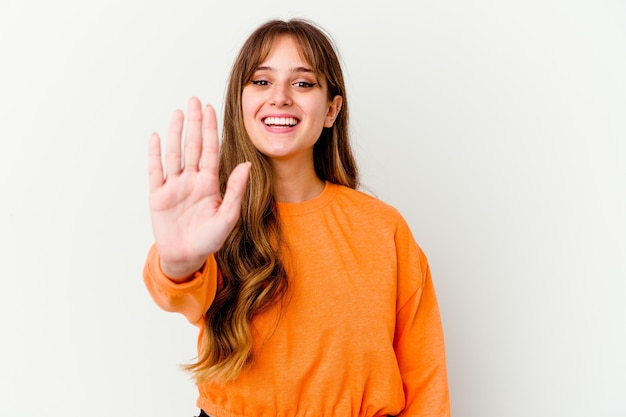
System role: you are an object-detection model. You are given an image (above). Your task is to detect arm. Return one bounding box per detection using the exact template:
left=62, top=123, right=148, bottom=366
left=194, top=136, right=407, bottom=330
left=143, top=243, right=218, bottom=325
left=394, top=223, right=451, bottom=417
left=144, top=97, right=249, bottom=322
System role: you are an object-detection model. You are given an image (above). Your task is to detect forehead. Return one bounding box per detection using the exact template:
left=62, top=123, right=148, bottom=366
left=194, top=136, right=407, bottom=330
left=257, top=35, right=311, bottom=68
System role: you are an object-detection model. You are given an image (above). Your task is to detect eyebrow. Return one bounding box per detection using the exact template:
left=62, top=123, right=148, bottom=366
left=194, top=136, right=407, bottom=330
left=254, top=66, right=315, bottom=74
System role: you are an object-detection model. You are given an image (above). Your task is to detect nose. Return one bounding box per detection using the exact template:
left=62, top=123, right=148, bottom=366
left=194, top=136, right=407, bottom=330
left=269, top=82, right=292, bottom=107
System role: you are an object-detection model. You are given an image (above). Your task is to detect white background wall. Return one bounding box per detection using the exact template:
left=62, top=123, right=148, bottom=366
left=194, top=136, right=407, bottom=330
left=1, top=0, right=624, bottom=416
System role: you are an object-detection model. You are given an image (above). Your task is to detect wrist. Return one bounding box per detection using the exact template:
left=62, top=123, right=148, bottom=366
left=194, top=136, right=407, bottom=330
left=159, top=258, right=206, bottom=282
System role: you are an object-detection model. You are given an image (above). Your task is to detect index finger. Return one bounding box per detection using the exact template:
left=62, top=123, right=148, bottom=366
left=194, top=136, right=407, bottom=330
left=199, top=104, right=220, bottom=175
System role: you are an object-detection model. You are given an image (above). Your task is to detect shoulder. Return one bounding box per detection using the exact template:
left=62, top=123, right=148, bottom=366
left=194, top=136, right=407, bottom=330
left=331, top=183, right=407, bottom=225
left=332, top=183, right=424, bottom=251
left=332, top=184, right=429, bottom=292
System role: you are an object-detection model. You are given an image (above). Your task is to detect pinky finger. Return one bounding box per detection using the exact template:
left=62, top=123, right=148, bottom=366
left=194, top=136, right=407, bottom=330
left=148, top=132, right=165, bottom=192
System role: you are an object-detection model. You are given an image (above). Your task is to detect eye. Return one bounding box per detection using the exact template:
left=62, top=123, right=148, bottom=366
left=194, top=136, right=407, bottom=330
left=294, top=81, right=316, bottom=88
left=251, top=79, right=270, bottom=86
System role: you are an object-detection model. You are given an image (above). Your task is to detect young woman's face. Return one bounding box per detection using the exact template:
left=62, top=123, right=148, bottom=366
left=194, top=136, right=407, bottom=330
left=241, top=35, right=342, bottom=165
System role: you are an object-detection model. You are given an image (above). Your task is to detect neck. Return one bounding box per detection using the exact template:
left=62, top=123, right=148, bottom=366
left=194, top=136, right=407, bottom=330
left=271, top=158, right=324, bottom=203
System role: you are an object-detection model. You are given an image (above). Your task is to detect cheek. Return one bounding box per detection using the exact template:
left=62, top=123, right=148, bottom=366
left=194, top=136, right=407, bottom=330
left=241, top=92, right=258, bottom=130
left=241, top=90, right=253, bottom=116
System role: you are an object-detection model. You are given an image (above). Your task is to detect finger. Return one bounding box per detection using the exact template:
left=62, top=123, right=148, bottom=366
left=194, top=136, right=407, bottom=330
left=199, top=104, right=219, bottom=175
left=165, top=109, right=184, bottom=177
left=148, top=132, right=164, bottom=192
left=183, top=97, right=203, bottom=170
left=217, top=162, right=252, bottom=225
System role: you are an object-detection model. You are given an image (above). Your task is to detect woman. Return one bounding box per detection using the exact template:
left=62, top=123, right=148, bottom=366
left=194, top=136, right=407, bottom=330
left=144, top=18, right=450, bottom=417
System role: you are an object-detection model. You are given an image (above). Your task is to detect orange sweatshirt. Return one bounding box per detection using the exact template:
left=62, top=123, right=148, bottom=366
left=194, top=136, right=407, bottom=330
left=144, top=183, right=450, bottom=417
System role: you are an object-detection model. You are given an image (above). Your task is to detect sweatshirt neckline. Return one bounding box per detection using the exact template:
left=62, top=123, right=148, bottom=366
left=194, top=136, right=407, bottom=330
left=276, top=182, right=338, bottom=216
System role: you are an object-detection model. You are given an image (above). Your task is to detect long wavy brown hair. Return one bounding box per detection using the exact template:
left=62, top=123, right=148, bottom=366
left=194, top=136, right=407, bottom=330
left=183, top=18, right=359, bottom=383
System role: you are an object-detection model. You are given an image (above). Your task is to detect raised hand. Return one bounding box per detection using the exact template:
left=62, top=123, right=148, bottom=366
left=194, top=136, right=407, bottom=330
left=148, top=97, right=251, bottom=280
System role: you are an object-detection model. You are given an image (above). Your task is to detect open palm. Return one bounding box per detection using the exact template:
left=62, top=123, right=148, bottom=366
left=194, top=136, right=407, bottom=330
left=148, top=97, right=250, bottom=279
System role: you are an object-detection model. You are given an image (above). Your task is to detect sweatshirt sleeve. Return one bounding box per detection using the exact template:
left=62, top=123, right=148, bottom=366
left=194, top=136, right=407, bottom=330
left=142, top=243, right=218, bottom=326
left=393, top=221, right=451, bottom=417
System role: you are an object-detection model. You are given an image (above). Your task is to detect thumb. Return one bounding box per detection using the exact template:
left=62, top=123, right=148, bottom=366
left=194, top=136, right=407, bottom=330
left=217, top=161, right=252, bottom=224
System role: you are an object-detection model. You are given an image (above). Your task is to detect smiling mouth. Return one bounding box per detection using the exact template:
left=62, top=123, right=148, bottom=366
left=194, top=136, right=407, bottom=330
left=263, top=117, right=298, bottom=127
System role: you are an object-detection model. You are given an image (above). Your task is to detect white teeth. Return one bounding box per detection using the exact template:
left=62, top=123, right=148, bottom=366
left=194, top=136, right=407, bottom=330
left=264, top=117, right=297, bottom=126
